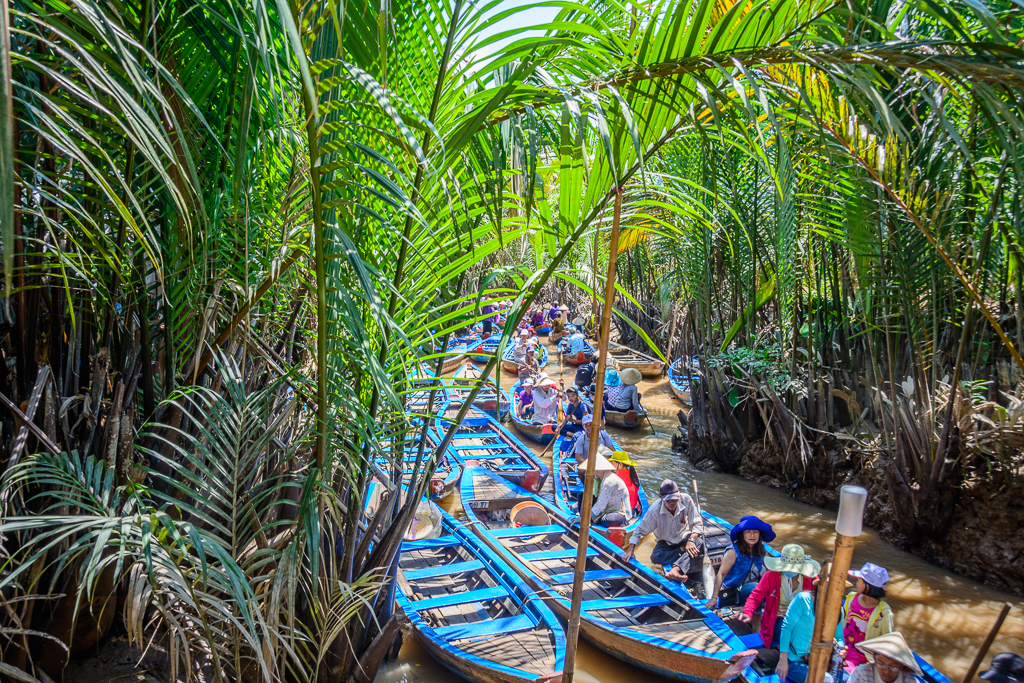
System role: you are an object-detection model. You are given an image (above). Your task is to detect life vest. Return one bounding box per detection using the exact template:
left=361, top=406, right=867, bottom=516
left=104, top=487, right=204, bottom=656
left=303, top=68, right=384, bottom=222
left=722, top=543, right=765, bottom=589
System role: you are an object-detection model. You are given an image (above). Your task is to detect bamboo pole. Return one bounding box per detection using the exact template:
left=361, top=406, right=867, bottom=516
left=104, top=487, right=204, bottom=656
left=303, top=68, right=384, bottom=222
left=960, top=602, right=1013, bottom=683
left=562, top=187, right=624, bottom=683
left=807, top=535, right=856, bottom=683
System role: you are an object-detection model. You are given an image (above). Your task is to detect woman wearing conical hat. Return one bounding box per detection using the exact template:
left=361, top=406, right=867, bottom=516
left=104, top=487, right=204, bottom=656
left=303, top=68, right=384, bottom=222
left=848, top=632, right=923, bottom=683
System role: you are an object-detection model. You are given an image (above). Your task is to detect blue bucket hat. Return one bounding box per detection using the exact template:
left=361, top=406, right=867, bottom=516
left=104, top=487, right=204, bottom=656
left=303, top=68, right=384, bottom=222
left=730, top=515, right=776, bottom=544
left=604, top=368, right=621, bottom=387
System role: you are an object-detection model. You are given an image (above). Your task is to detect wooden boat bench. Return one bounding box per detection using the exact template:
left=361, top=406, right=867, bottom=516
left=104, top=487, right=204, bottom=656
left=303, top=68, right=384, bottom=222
left=409, top=585, right=510, bottom=612
left=548, top=569, right=631, bottom=585
left=580, top=593, right=672, bottom=612
left=403, top=560, right=485, bottom=580
left=520, top=547, right=599, bottom=561
left=432, top=613, right=537, bottom=641
left=489, top=525, right=565, bottom=538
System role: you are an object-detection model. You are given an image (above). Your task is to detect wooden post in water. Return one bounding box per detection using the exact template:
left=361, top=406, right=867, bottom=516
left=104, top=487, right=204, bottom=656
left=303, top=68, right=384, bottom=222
left=562, top=187, right=624, bottom=683
left=807, top=486, right=867, bottom=683
left=960, top=602, right=1013, bottom=683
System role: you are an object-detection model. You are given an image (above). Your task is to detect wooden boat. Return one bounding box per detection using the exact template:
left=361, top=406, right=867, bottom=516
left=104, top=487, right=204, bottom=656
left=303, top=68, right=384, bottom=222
left=432, top=405, right=548, bottom=492
left=450, top=361, right=510, bottom=419
left=559, top=338, right=596, bottom=366
left=669, top=357, right=700, bottom=404
left=577, top=393, right=648, bottom=430
left=424, top=334, right=483, bottom=374
left=536, top=325, right=552, bottom=335
left=472, top=332, right=503, bottom=362
left=609, top=341, right=665, bottom=377
left=500, top=340, right=549, bottom=374
left=375, top=430, right=461, bottom=500
left=460, top=467, right=762, bottom=683
left=507, top=380, right=560, bottom=446
left=549, top=329, right=566, bottom=345
left=551, top=433, right=650, bottom=541
left=407, top=364, right=454, bottom=415
left=396, top=504, right=566, bottom=683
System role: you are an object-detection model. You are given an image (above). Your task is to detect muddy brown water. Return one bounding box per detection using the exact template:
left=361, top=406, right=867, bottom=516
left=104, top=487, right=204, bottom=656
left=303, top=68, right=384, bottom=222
left=375, top=343, right=1024, bottom=683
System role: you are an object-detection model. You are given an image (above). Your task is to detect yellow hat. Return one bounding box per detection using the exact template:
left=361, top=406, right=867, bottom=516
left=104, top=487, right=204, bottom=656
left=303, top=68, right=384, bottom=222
left=609, top=450, right=637, bottom=467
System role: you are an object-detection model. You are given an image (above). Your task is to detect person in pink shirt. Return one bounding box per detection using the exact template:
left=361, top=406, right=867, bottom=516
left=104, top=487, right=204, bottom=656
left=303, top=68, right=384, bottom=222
left=740, top=543, right=820, bottom=648
left=836, top=562, right=895, bottom=676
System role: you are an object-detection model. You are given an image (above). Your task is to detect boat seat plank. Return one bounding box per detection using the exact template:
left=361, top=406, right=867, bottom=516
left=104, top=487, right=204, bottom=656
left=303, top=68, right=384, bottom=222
left=520, top=548, right=599, bottom=561
left=402, top=560, right=485, bottom=580
left=403, top=535, right=461, bottom=551
left=432, top=614, right=536, bottom=641
left=452, top=432, right=501, bottom=440
left=581, top=594, right=672, bottom=612
left=409, top=586, right=510, bottom=611
left=488, top=525, right=565, bottom=538
left=549, top=569, right=631, bottom=585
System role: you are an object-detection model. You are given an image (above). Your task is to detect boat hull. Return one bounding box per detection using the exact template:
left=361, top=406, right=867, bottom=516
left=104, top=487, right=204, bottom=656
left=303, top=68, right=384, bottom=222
left=500, top=341, right=549, bottom=373
left=603, top=407, right=647, bottom=429
left=669, top=358, right=696, bottom=404
left=460, top=468, right=761, bottom=683
left=551, top=436, right=649, bottom=540
left=608, top=343, right=665, bottom=377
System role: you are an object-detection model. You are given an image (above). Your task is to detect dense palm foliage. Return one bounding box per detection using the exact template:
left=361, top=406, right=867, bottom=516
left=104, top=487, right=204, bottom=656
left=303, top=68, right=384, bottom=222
left=2, top=0, right=1023, bottom=679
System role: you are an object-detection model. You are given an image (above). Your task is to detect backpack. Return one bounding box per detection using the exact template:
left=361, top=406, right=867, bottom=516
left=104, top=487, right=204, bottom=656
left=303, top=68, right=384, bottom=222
left=575, top=362, right=596, bottom=386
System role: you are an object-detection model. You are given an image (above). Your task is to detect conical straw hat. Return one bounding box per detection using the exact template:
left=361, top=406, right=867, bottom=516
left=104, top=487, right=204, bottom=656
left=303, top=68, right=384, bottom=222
left=855, top=632, right=923, bottom=676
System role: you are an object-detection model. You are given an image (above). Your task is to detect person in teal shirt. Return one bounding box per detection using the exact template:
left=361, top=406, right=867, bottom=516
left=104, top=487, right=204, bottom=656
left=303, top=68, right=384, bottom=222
left=777, top=590, right=819, bottom=683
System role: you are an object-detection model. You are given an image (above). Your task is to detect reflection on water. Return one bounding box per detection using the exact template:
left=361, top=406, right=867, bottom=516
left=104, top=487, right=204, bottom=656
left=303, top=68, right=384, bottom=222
left=375, top=350, right=1023, bottom=683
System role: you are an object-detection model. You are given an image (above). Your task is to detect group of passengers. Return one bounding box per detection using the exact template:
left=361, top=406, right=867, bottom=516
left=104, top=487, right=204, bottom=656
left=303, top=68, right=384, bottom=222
left=615, top=478, right=1019, bottom=683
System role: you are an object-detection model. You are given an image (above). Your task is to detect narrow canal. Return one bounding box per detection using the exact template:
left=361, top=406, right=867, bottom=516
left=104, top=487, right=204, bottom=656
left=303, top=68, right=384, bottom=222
left=375, top=346, right=1024, bottom=683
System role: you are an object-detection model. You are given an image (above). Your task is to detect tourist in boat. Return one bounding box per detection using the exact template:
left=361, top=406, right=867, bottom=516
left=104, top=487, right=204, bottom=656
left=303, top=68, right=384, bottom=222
left=570, top=414, right=615, bottom=461
left=531, top=307, right=545, bottom=328
left=740, top=543, right=820, bottom=648
left=558, top=387, right=590, bottom=442
left=846, top=632, right=923, bottom=683
left=559, top=303, right=570, bottom=325
left=550, top=314, right=565, bottom=337
left=980, top=653, right=1024, bottom=683
left=573, top=352, right=598, bottom=394
left=585, top=452, right=631, bottom=527
left=516, top=379, right=535, bottom=419
left=609, top=450, right=641, bottom=516
left=835, top=563, right=895, bottom=676
left=764, top=575, right=823, bottom=683
left=705, top=515, right=775, bottom=610
left=518, top=345, right=540, bottom=382
left=532, top=374, right=561, bottom=424
left=621, top=479, right=704, bottom=583
left=513, top=331, right=528, bottom=362
left=604, top=367, right=642, bottom=412
left=481, top=302, right=497, bottom=335
left=548, top=300, right=561, bottom=324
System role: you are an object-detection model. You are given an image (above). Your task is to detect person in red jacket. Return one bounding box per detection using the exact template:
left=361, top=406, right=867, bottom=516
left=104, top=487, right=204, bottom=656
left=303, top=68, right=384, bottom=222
left=740, top=543, right=820, bottom=648
left=609, top=450, right=640, bottom=515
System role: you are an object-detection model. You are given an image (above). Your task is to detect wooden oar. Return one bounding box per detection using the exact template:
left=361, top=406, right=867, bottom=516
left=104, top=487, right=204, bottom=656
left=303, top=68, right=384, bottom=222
left=692, top=479, right=716, bottom=601
left=639, top=398, right=657, bottom=435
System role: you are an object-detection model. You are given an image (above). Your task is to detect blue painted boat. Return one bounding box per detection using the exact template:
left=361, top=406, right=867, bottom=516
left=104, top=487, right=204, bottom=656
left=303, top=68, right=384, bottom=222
left=423, top=334, right=485, bottom=374
left=396, top=503, right=566, bottom=683
left=374, top=430, right=461, bottom=500
left=536, top=325, right=552, bottom=335
left=500, top=340, right=548, bottom=373
left=406, top=364, right=454, bottom=415
left=460, top=467, right=767, bottom=683
left=669, top=357, right=700, bottom=404
left=472, top=332, right=503, bottom=362
left=551, top=432, right=650, bottom=540
left=450, top=361, right=510, bottom=419
left=559, top=337, right=597, bottom=366
left=507, top=380, right=560, bottom=445
left=432, top=406, right=548, bottom=492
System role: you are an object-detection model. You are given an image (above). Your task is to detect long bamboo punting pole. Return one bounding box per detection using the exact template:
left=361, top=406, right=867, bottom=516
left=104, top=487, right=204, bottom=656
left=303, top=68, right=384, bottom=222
left=562, top=188, right=624, bottom=683
left=960, top=602, right=1013, bottom=683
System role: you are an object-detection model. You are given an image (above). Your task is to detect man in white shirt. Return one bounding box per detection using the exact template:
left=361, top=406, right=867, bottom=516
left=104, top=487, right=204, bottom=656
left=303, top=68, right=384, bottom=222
left=621, top=479, right=704, bottom=583
left=532, top=374, right=560, bottom=424
left=571, top=414, right=615, bottom=461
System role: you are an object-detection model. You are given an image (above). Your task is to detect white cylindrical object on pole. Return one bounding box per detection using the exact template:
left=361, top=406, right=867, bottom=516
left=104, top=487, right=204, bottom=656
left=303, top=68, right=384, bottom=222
left=835, top=485, right=868, bottom=537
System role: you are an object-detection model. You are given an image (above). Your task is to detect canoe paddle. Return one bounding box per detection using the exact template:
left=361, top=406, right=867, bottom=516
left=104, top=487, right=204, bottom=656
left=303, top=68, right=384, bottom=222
left=692, top=479, right=716, bottom=602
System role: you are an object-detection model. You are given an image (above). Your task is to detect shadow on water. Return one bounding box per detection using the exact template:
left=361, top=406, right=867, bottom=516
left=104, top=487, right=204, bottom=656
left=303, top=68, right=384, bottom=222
left=376, top=354, right=1023, bottom=683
